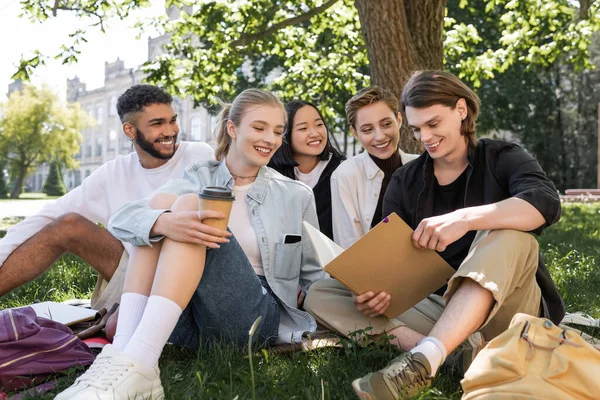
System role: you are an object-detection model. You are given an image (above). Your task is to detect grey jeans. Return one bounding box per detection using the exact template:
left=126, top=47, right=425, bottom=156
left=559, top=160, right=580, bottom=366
left=169, top=233, right=280, bottom=350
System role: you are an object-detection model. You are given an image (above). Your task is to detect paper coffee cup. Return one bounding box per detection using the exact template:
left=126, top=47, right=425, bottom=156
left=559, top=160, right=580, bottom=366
left=197, top=186, right=235, bottom=231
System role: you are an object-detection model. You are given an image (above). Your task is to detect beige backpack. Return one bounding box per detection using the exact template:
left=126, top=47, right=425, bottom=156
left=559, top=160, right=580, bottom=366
left=461, top=313, right=600, bottom=400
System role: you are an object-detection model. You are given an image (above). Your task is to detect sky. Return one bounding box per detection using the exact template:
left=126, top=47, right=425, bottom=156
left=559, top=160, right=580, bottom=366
left=0, top=0, right=166, bottom=101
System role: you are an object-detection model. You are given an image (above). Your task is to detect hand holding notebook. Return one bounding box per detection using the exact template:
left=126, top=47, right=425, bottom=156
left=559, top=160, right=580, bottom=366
left=304, top=213, right=454, bottom=319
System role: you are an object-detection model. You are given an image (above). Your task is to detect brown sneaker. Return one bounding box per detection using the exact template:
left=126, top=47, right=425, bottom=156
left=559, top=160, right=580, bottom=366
left=352, top=352, right=433, bottom=400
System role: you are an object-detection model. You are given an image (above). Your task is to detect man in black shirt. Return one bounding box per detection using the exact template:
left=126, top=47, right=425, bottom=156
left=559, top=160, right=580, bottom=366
left=308, top=71, right=562, bottom=400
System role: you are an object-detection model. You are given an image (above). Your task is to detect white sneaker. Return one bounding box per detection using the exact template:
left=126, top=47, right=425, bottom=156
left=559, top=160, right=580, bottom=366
left=54, top=344, right=164, bottom=400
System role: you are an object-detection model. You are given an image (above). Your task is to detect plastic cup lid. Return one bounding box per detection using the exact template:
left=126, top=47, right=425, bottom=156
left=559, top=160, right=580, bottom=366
left=198, top=186, right=235, bottom=201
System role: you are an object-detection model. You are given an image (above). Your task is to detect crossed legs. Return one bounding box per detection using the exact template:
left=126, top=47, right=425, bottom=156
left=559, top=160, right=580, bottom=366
left=306, top=229, right=542, bottom=354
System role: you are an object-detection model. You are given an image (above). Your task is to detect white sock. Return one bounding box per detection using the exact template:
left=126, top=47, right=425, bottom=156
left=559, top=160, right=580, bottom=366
left=123, top=295, right=183, bottom=368
left=112, top=292, right=148, bottom=351
left=410, top=336, right=447, bottom=376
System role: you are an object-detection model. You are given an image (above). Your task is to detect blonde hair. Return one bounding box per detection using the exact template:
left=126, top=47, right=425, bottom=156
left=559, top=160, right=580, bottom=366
left=401, top=70, right=480, bottom=146
left=345, top=86, right=400, bottom=130
left=214, top=89, right=285, bottom=161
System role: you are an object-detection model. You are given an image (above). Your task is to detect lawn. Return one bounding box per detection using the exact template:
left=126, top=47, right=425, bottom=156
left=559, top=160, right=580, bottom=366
left=0, top=192, right=61, bottom=201
left=1, top=204, right=599, bottom=399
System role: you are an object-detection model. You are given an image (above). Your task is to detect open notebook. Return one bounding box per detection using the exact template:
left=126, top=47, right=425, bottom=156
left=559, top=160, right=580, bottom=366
left=304, top=213, right=455, bottom=319
left=29, top=301, right=98, bottom=326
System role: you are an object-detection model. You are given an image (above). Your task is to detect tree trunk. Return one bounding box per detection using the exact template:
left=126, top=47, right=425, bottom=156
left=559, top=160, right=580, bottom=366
left=355, top=0, right=446, bottom=154
left=10, top=165, right=28, bottom=199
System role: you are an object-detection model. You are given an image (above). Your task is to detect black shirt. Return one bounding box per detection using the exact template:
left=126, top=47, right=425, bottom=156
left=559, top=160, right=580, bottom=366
left=369, top=151, right=403, bottom=228
left=432, top=168, right=476, bottom=271
left=431, top=168, right=477, bottom=296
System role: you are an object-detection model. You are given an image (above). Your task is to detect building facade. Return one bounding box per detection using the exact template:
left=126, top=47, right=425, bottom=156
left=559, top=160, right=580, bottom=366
left=26, top=5, right=214, bottom=192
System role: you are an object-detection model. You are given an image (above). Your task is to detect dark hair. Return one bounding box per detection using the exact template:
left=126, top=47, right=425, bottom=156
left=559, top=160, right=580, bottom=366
left=401, top=70, right=480, bottom=146
left=116, top=84, right=173, bottom=123
left=345, top=86, right=399, bottom=130
left=214, top=89, right=285, bottom=161
left=269, top=101, right=343, bottom=169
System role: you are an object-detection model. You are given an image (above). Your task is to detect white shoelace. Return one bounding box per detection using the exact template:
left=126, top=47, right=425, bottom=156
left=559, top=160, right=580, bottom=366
left=76, top=354, right=135, bottom=391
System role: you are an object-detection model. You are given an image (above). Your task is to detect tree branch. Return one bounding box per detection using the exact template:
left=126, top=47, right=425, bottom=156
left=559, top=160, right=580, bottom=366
left=52, top=0, right=106, bottom=30
left=230, top=0, right=340, bottom=47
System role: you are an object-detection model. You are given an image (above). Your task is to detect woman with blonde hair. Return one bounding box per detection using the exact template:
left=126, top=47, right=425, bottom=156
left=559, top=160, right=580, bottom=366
left=56, top=88, right=326, bottom=400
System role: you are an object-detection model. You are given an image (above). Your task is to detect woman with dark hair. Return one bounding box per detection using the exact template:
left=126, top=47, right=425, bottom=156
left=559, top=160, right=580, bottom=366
left=269, top=101, right=345, bottom=239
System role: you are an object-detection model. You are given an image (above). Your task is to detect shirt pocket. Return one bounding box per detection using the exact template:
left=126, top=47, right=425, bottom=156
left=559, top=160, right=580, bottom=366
left=273, top=242, right=302, bottom=280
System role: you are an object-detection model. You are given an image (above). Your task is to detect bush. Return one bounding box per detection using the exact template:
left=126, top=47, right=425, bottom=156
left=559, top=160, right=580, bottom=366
left=43, top=161, right=67, bottom=196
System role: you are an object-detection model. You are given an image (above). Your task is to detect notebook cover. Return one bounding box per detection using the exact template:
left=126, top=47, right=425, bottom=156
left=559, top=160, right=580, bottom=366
left=305, top=213, right=455, bottom=319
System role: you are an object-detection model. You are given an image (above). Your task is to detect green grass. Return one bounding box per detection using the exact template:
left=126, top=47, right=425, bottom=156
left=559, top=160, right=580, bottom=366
left=1, top=204, right=599, bottom=399
left=0, top=192, right=61, bottom=201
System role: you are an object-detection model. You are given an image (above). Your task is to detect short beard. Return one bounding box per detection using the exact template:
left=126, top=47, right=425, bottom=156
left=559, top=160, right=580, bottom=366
left=134, top=126, right=177, bottom=160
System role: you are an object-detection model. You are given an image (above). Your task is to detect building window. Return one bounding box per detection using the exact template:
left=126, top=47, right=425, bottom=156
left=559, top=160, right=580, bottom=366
left=109, top=96, right=117, bottom=117
left=85, top=169, right=91, bottom=178
left=97, top=107, right=104, bottom=126
left=74, top=170, right=81, bottom=187
left=96, top=136, right=103, bottom=156
left=86, top=139, right=92, bottom=157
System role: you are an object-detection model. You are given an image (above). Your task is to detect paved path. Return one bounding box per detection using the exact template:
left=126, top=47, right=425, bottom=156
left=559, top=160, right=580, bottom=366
left=0, top=199, right=55, bottom=218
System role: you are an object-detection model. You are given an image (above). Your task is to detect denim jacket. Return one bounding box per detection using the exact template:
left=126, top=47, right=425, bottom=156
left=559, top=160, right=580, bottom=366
left=108, top=160, right=328, bottom=343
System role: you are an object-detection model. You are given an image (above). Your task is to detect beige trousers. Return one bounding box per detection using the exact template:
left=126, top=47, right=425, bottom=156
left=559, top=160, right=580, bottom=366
left=305, top=229, right=542, bottom=342
left=90, top=250, right=129, bottom=310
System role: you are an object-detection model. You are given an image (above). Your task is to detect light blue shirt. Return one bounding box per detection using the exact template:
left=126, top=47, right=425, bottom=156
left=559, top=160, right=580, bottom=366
left=108, top=160, right=328, bottom=343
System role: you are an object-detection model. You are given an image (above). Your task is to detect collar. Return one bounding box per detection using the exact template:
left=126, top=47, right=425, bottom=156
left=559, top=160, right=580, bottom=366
left=359, top=151, right=383, bottom=180
left=421, top=142, right=476, bottom=175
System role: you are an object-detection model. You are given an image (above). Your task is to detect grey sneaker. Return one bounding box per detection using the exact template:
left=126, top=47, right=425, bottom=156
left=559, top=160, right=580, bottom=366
left=352, top=352, right=433, bottom=400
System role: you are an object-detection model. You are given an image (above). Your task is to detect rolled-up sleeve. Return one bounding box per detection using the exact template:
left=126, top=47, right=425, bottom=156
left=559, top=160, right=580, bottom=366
left=495, top=145, right=561, bottom=234
left=108, top=170, right=202, bottom=246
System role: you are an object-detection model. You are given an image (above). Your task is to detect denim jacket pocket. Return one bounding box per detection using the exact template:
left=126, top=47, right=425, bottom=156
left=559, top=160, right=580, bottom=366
left=273, top=242, right=302, bottom=280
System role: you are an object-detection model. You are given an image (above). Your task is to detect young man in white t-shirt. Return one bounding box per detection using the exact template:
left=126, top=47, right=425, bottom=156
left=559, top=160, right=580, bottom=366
left=0, top=85, right=215, bottom=307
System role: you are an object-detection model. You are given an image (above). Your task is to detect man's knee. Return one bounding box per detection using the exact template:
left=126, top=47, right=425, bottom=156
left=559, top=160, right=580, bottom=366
left=487, top=230, right=539, bottom=253
left=46, top=212, right=93, bottom=241
left=53, top=212, right=89, bottom=228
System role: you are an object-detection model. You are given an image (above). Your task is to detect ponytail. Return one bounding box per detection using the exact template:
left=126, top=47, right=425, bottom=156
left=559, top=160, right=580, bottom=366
left=214, top=103, right=232, bottom=161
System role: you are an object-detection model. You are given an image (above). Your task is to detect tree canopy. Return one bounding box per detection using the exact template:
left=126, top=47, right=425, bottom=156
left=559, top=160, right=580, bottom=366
left=0, top=86, right=91, bottom=198
left=12, top=0, right=600, bottom=184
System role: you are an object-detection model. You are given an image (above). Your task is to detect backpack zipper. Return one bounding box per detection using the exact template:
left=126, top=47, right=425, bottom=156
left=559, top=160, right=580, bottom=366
left=0, top=336, right=78, bottom=369
left=7, top=309, right=18, bottom=341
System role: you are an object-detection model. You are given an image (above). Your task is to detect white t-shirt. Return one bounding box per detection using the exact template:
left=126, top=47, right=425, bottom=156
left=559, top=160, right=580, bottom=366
left=294, top=156, right=331, bottom=189
left=228, top=183, right=264, bottom=276
left=0, top=141, right=215, bottom=267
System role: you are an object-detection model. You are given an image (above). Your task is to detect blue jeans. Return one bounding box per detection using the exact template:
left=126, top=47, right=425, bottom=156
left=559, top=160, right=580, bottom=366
left=169, top=234, right=280, bottom=351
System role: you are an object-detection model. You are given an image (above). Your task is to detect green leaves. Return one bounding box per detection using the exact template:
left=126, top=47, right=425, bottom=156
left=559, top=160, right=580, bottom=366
left=0, top=86, right=92, bottom=197
left=13, top=0, right=600, bottom=148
